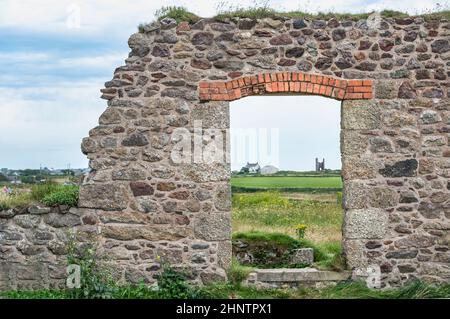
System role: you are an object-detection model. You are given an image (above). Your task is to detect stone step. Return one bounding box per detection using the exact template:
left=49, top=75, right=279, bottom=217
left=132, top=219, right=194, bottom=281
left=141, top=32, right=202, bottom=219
left=245, top=268, right=351, bottom=288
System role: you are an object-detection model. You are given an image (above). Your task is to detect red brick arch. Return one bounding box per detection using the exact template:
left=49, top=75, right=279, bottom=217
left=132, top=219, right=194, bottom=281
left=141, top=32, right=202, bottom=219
left=199, top=72, right=373, bottom=102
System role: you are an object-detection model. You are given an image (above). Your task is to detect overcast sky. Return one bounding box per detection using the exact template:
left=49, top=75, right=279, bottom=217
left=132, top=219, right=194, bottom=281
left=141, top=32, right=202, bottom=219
left=0, top=0, right=446, bottom=170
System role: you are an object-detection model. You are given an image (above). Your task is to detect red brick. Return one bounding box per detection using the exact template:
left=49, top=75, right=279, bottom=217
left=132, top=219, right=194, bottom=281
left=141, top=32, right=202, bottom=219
left=363, top=79, right=373, bottom=86
left=363, top=92, right=373, bottom=99
left=258, top=74, right=265, bottom=83
left=292, top=73, right=298, bottom=81
left=319, top=85, right=327, bottom=95
left=307, top=82, right=314, bottom=93
left=300, top=82, right=307, bottom=92
left=313, top=84, right=320, bottom=94
left=294, top=82, right=300, bottom=92
left=265, top=73, right=271, bottom=83
left=354, top=86, right=372, bottom=93
left=199, top=93, right=210, bottom=100
left=289, top=82, right=295, bottom=92
left=298, top=73, right=304, bottom=81
left=271, top=82, right=278, bottom=92
left=199, top=82, right=209, bottom=88
left=266, top=83, right=273, bottom=92
left=348, top=80, right=363, bottom=86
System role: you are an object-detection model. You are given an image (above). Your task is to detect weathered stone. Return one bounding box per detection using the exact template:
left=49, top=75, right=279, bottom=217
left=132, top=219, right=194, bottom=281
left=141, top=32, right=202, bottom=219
left=285, top=47, right=305, bottom=58
left=344, top=209, right=389, bottom=239
left=342, top=100, right=381, bottom=130
left=369, top=137, right=394, bottom=153
left=151, top=44, right=170, bottom=57
left=79, top=184, right=129, bottom=210
left=103, top=225, right=192, bottom=241
left=213, top=60, right=245, bottom=71
left=214, top=184, right=231, bottom=211
left=269, top=34, right=292, bottom=45
left=191, top=32, right=214, bottom=45
left=130, top=182, right=154, bottom=197
left=379, top=159, right=418, bottom=177
left=395, top=234, right=436, bottom=248
left=315, top=57, right=333, bottom=70
left=386, top=249, right=418, bottom=259
left=191, top=58, right=212, bottom=69
left=332, top=29, right=346, bottom=41
left=121, top=133, right=149, bottom=147
left=194, top=213, right=231, bottom=241
left=290, top=248, right=314, bottom=265
left=420, top=110, right=441, bottom=124
left=431, top=39, right=450, bottom=53
left=297, top=60, right=312, bottom=71
left=44, top=213, right=81, bottom=228
left=398, top=81, right=417, bottom=99
left=28, top=205, right=51, bottom=215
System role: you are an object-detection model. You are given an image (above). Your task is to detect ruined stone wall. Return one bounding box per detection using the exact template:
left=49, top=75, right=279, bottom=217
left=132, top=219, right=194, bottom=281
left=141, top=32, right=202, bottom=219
left=0, top=205, right=90, bottom=290
left=67, top=14, right=450, bottom=287
left=2, top=13, right=450, bottom=289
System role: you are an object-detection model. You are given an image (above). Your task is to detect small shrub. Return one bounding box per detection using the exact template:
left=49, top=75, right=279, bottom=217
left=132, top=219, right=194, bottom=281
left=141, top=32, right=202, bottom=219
left=228, top=258, right=254, bottom=285
left=154, top=262, right=198, bottom=299
left=41, top=185, right=79, bottom=207
left=30, top=182, right=59, bottom=201
left=66, top=233, right=117, bottom=299
left=294, top=223, right=307, bottom=240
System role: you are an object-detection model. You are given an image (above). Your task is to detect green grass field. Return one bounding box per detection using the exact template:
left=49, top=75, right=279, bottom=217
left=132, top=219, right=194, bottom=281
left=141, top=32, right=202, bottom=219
left=231, top=176, right=342, bottom=189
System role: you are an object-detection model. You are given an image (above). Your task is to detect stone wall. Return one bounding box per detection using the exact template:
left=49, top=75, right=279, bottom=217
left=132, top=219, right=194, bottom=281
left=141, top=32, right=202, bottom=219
left=0, top=205, right=87, bottom=290
left=2, top=13, right=450, bottom=289
left=76, top=13, right=450, bottom=288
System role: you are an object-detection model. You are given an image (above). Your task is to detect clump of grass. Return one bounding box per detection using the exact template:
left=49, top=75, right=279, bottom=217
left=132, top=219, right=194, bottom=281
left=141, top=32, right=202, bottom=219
left=314, top=280, right=450, bottom=299
left=155, top=6, right=200, bottom=24
left=30, top=182, right=59, bottom=201
left=41, top=185, right=79, bottom=207
left=0, top=192, right=33, bottom=210
left=228, top=258, right=254, bottom=284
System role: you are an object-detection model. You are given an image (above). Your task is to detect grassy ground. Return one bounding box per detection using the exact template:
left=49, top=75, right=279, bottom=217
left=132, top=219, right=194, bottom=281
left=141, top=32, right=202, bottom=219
left=232, top=191, right=343, bottom=244
left=3, top=280, right=450, bottom=299
left=231, top=176, right=342, bottom=189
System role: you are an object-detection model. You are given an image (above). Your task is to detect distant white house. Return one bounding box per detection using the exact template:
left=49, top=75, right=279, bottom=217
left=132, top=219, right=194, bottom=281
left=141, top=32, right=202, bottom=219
left=261, top=165, right=279, bottom=175
left=240, top=162, right=261, bottom=174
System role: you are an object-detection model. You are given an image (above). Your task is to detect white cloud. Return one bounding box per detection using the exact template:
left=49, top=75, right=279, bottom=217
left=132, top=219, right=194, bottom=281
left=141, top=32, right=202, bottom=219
left=0, top=80, right=106, bottom=168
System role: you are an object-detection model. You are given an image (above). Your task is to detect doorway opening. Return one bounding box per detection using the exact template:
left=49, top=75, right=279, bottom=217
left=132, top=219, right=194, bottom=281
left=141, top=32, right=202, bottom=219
left=230, top=95, right=344, bottom=271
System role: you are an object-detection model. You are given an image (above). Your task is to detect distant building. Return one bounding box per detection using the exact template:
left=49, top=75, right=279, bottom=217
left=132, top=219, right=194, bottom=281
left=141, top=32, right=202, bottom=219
left=240, top=162, right=261, bottom=174
left=315, top=158, right=325, bottom=172
left=261, top=165, right=279, bottom=175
